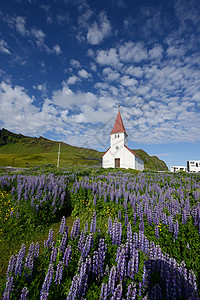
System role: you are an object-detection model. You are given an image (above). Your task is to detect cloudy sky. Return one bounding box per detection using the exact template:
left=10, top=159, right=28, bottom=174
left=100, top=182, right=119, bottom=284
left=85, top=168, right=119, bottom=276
left=0, top=0, right=200, bottom=168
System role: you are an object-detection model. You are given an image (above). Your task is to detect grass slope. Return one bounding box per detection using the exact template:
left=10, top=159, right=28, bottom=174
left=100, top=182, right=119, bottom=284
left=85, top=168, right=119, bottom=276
left=133, top=149, right=168, bottom=171
left=0, top=128, right=168, bottom=170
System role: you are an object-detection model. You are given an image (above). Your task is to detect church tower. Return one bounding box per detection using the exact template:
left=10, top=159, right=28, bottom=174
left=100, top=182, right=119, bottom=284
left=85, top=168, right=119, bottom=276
left=110, top=109, right=128, bottom=150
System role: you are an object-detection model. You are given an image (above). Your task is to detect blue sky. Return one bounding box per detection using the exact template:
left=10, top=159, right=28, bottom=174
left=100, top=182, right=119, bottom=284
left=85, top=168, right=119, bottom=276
left=0, top=0, right=200, bottom=169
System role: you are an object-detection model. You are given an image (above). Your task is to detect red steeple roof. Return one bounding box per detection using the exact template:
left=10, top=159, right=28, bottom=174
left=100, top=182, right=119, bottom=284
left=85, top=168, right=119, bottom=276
left=110, top=110, right=127, bottom=135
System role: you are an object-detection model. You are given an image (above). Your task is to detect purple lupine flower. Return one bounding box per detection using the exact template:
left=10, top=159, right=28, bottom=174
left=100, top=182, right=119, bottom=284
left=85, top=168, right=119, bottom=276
left=188, top=270, right=198, bottom=292
left=63, top=245, right=72, bottom=267
left=108, top=266, right=116, bottom=296
left=142, top=265, right=148, bottom=289
left=19, top=287, right=29, bottom=300
left=44, top=229, right=54, bottom=250
left=59, top=232, right=68, bottom=253
left=40, top=263, right=54, bottom=299
left=70, top=218, right=80, bottom=239
left=135, top=249, right=139, bottom=274
left=111, top=219, right=122, bottom=245
left=15, top=244, right=26, bottom=276
left=103, top=264, right=109, bottom=277
left=25, top=243, right=34, bottom=277
left=50, top=246, right=58, bottom=263
left=59, top=216, right=66, bottom=234
left=92, top=251, right=99, bottom=278
left=138, top=281, right=142, bottom=297
left=55, top=261, right=64, bottom=285
left=111, top=283, right=122, bottom=300
left=116, top=247, right=126, bottom=282
left=133, top=232, right=138, bottom=248
left=127, top=256, right=135, bottom=279
left=3, top=276, right=14, bottom=300
left=118, top=210, right=121, bottom=220
left=34, top=242, right=40, bottom=259
left=6, top=255, right=16, bottom=279
left=100, top=283, right=108, bottom=300
left=139, top=220, right=144, bottom=232
left=90, top=211, right=96, bottom=233
left=78, top=230, right=85, bottom=252
left=67, top=273, right=79, bottom=300
left=127, top=222, right=132, bottom=246
left=76, top=258, right=91, bottom=298
left=98, top=238, right=107, bottom=278
left=81, top=234, right=93, bottom=260
left=126, top=282, right=137, bottom=300
left=139, top=230, right=145, bottom=251
left=168, top=216, right=174, bottom=233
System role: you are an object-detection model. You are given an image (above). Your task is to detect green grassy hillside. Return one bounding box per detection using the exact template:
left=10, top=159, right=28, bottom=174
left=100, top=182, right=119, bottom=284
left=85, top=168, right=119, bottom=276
left=0, top=128, right=168, bottom=170
left=133, top=149, right=168, bottom=171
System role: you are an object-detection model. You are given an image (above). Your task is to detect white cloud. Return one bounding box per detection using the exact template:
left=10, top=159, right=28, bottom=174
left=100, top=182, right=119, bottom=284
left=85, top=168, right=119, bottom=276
left=53, top=44, right=62, bottom=55
left=70, top=59, right=81, bottom=68
left=52, top=83, right=97, bottom=109
left=125, top=66, right=143, bottom=78
left=149, top=45, right=163, bottom=60
left=87, top=12, right=111, bottom=45
left=96, top=48, right=120, bottom=67
left=103, top=68, right=120, bottom=81
left=78, top=69, right=91, bottom=79
left=67, top=75, right=80, bottom=85
left=0, top=40, right=11, bottom=55
left=119, top=42, right=148, bottom=62
left=87, top=49, right=95, bottom=58
left=192, top=92, right=200, bottom=101
left=15, top=16, right=27, bottom=36
left=31, top=28, right=46, bottom=46
left=121, top=76, right=137, bottom=87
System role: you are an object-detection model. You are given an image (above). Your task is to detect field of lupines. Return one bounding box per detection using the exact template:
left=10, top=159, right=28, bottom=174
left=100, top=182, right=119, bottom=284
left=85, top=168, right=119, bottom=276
left=0, top=167, right=200, bottom=299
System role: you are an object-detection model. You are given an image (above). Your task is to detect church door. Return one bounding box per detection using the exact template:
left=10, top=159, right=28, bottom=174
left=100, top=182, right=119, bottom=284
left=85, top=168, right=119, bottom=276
left=115, top=158, right=120, bottom=168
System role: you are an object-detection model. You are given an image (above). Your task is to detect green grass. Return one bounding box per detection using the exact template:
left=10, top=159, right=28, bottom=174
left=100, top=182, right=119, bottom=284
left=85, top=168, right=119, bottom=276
left=0, top=153, right=101, bottom=168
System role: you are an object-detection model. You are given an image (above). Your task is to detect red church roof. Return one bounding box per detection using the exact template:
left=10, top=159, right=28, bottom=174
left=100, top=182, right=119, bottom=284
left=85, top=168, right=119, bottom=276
left=110, top=110, right=127, bottom=135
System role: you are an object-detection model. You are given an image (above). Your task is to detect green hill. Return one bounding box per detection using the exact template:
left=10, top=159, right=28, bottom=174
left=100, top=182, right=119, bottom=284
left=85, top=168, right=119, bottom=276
left=0, top=128, right=168, bottom=170
left=133, top=149, right=168, bottom=171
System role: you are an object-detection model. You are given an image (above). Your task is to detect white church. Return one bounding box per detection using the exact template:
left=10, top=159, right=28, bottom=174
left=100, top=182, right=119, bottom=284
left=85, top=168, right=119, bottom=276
left=102, top=110, right=144, bottom=171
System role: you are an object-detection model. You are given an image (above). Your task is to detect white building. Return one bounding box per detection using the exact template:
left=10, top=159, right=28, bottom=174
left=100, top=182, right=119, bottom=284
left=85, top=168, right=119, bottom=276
left=187, top=161, right=200, bottom=173
left=170, top=166, right=187, bottom=172
left=102, top=110, right=144, bottom=171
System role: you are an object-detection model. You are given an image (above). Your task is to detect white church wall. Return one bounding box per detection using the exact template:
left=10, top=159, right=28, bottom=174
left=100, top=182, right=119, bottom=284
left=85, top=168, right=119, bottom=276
left=102, top=146, right=137, bottom=169
left=135, top=156, right=144, bottom=171
left=123, top=147, right=135, bottom=169
left=110, top=132, right=128, bottom=148
left=102, top=149, right=115, bottom=168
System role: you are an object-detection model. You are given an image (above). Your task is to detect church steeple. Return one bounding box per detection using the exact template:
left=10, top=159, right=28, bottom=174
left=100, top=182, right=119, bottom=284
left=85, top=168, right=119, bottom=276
left=110, top=109, right=128, bottom=148
left=110, top=109, right=127, bottom=135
